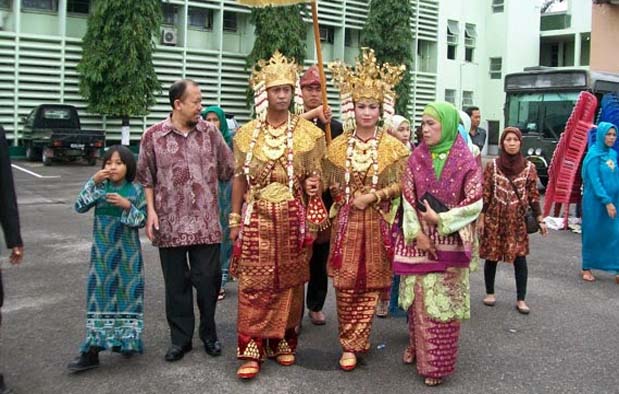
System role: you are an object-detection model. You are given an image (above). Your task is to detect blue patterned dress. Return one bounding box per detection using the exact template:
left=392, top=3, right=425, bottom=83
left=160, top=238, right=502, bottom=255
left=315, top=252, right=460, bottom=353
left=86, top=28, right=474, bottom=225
left=75, top=178, right=146, bottom=353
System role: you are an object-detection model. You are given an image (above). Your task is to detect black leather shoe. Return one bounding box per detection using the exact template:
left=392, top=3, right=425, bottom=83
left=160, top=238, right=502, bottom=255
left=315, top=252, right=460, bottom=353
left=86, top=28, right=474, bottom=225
left=67, top=351, right=100, bottom=373
left=204, top=339, right=222, bottom=357
left=164, top=343, right=192, bottom=362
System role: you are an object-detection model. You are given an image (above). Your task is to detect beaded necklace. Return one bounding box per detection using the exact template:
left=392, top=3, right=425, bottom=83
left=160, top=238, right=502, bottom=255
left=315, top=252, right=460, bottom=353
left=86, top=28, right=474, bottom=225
left=344, top=127, right=380, bottom=203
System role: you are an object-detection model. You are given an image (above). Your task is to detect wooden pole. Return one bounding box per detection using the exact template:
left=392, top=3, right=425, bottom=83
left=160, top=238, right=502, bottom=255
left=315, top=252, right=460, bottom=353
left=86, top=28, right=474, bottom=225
left=310, top=0, right=332, bottom=145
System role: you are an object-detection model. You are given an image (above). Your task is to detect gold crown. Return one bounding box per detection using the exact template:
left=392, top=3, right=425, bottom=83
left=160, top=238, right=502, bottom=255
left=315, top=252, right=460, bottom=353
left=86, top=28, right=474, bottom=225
left=250, top=50, right=301, bottom=90
left=329, top=48, right=406, bottom=103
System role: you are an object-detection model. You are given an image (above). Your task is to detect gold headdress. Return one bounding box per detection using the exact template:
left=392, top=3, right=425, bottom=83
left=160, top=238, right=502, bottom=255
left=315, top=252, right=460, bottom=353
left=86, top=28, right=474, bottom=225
left=250, top=50, right=303, bottom=121
left=329, top=48, right=406, bottom=132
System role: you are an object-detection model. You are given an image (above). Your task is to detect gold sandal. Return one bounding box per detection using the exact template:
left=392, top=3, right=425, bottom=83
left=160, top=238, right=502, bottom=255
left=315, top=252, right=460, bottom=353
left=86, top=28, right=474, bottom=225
left=275, top=354, right=295, bottom=366
left=339, top=353, right=357, bottom=371
left=424, top=377, right=442, bottom=386
left=237, top=361, right=260, bottom=379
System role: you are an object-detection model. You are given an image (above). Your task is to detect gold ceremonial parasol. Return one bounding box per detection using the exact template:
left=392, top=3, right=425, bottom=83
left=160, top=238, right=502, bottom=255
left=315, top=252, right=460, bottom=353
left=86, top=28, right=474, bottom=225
left=237, top=0, right=332, bottom=144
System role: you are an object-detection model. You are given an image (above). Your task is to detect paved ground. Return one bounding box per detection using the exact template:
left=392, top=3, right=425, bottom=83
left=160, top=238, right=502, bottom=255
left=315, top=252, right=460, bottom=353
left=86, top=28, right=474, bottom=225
left=1, top=159, right=618, bottom=394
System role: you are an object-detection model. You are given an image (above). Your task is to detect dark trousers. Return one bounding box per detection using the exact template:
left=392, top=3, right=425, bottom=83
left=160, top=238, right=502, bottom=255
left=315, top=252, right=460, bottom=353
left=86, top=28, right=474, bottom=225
left=306, top=241, right=329, bottom=312
left=159, top=244, right=221, bottom=347
left=484, top=256, right=528, bottom=301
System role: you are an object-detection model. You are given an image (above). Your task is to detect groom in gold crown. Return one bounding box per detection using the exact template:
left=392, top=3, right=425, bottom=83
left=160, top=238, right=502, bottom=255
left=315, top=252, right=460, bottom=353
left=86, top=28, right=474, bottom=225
left=229, top=51, right=327, bottom=380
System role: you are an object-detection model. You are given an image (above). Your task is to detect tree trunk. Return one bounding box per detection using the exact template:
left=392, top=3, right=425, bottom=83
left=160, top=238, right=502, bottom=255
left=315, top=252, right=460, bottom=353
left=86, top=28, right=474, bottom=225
left=121, top=115, right=130, bottom=146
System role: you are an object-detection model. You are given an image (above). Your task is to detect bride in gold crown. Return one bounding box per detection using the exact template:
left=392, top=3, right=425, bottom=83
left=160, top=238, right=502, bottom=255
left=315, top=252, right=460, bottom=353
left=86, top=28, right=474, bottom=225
left=324, top=48, right=409, bottom=371
left=229, top=51, right=327, bottom=380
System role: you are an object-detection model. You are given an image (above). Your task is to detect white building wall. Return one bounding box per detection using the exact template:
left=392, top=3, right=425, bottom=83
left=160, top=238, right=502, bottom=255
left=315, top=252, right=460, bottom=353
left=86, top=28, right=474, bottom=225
left=435, top=0, right=540, bottom=154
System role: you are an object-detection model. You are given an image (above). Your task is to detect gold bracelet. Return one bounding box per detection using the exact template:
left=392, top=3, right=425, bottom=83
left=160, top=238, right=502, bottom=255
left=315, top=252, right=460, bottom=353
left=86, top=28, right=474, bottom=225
left=229, top=213, right=242, bottom=221
left=371, top=191, right=381, bottom=204
left=228, top=222, right=241, bottom=229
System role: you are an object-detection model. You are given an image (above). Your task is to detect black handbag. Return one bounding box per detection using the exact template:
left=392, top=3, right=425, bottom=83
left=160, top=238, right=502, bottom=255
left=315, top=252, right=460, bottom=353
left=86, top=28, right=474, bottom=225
left=507, top=177, right=539, bottom=234
left=416, top=192, right=449, bottom=213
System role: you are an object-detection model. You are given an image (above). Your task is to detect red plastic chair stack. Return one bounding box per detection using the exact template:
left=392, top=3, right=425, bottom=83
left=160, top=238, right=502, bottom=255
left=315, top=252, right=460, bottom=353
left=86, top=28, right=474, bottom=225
left=543, top=91, right=598, bottom=228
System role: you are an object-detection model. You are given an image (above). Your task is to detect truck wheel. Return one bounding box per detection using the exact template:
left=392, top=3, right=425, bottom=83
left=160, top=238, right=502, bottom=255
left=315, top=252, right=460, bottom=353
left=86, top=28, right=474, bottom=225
left=26, top=145, right=40, bottom=161
left=42, top=150, right=52, bottom=166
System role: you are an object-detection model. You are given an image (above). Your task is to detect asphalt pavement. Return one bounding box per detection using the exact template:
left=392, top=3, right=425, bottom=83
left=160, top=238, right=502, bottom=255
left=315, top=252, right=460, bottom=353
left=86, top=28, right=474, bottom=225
left=1, top=159, right=617, bottom=394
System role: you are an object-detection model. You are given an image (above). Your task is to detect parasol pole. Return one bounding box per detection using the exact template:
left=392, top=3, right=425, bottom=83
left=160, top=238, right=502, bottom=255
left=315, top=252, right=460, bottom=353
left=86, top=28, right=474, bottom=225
left=309, top=1, right=332, bottom=145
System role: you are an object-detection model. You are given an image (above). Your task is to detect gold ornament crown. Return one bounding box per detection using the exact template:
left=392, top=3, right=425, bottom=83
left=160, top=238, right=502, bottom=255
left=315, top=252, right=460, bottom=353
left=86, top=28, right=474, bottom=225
left=329, top=47, right=406, bottom=103
left=250, top=50, right=301, bottom=89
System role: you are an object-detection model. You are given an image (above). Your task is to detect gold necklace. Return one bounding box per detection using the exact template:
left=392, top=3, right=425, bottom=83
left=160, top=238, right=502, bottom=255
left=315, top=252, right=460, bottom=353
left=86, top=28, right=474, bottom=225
left=262, top=123, right=287, bottom=160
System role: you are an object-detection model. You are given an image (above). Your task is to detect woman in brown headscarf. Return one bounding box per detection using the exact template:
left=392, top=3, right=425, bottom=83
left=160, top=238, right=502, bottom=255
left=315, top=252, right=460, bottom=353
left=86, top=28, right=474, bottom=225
left=477, top=127, right=548, bottom=314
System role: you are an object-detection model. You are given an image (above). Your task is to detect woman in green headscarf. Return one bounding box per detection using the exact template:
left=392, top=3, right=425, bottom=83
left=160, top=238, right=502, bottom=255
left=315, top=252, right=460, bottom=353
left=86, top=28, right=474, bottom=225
left=202, top=106, right=233, bottom=300
left=393, top=102, right=483, bottom=386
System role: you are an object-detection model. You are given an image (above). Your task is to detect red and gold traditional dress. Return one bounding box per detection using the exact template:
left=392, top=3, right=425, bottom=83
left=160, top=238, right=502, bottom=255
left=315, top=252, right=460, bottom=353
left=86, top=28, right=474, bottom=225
left=232, top=51, right=326, bottom=365
left=324, top=130, right=408, bottom=353
left=325, top=48, right=408, bottom=354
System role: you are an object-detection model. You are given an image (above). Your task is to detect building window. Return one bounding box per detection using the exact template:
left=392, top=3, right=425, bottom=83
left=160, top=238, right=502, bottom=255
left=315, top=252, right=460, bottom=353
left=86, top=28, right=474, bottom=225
left=22, top=0, right=57, bottom=11
left=223, top=11, right=238, bottom=32
left=464, top=23, right=476, bottom=62
left=0, top=0, right=11, bottom=10
left=188, top=7, right=214, bottom=31
left=492, top=0, right=504, bottom=13
left=320, top=25, right=335, bottom=44
left=67, top=0, right=89, bottom=14
left=447, top=20, right=458, bottom=60
left=462, top=91, right=474, bottom=108
left=580, top=33, right=590, bottom=66
left=489, top=57, right=502, bottom=79
left=345, top=28, right=359, bottom=47
left=549, top=43, right=559, bottom=67
left=161, top=4, right=178, bottom=26
left=445, top=89, right=456, bottom=105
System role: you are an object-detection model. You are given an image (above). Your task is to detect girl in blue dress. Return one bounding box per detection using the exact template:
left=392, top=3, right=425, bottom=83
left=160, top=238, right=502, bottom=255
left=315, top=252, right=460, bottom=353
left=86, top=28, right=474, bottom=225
left=68, top=145, right=146, bottom=372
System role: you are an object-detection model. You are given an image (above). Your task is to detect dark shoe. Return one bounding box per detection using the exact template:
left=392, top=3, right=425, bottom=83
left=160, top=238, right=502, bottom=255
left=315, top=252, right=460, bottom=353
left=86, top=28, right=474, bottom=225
left=309, top=310, right=326, bottom=325
left=121, top=350, right=138, bottom=359
left=67, top=351, right=100, bottom=373
left=164, top=343, right=192, bottom=362
left=0, top=374, right=14, bottom=394
left=204, top=339, right=222, bottom=357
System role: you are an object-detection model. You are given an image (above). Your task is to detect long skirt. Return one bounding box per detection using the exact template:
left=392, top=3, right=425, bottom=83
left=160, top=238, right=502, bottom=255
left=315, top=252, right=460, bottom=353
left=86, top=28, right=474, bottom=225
left=81, top=235, right=144, bottom=353
left=237, top=285, right=304, bottom=361
left=335, top=289, right=380, bottom=353
left=407, top=281, right=461, bottom=379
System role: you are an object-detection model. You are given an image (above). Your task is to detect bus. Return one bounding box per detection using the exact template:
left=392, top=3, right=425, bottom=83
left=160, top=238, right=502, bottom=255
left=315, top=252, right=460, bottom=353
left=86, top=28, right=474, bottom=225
left=503, top=67, right=619, bottom=185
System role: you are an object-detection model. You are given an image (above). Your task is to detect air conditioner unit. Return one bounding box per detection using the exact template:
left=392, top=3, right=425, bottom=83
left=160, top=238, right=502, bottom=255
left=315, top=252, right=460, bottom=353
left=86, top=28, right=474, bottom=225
left=161, top=27, right=177, bottom=46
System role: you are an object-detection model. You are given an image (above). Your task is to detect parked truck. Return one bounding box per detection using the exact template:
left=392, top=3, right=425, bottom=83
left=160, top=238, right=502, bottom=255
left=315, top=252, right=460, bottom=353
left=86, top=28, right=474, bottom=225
left=21, top=104, right=105, bottom=166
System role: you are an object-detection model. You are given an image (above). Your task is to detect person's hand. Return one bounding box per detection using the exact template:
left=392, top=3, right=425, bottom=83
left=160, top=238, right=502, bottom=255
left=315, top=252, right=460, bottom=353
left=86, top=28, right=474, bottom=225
left=415, top=232, right=437, bottom=260
left=476, top=213, right=485, bottom=235
left=419, top=200, right=440, bottom=226
left=606, top=203, right=616, bottom=219
left=304, top=172, right=321, bottom=197
left=538, top=222, right=548, bottom=236
left=322, top=105, right=333, bottom=123
left=93, top=169, right=110, bottom=184
left=9, top=246, right=23, bottom=265
left=329, top=181, right=341, bottom=199
left=352, top=193, right=373, bottom=210
left=146, top=209, right=160, bottom=241
left=106, top=193, right=131, bottom=210
left=230, top=227, right=240, bottom=243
